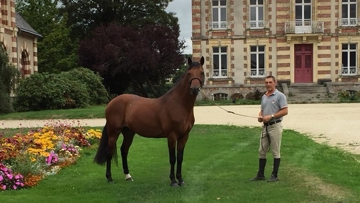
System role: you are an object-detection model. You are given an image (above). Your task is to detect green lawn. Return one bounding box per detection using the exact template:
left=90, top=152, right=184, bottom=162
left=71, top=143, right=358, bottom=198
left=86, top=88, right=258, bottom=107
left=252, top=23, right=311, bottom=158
left=0, top=105, right=107, bottom=120
left=2, top=125, right=360, bottom=203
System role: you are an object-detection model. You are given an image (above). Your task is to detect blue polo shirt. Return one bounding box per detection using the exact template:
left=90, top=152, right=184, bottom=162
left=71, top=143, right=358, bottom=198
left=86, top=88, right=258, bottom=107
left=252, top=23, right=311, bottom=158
left=261, top=89, right=288, bottom=121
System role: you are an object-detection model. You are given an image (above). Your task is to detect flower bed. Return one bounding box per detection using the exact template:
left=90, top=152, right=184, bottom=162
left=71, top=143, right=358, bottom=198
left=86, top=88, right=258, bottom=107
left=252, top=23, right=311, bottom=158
left=0, top=121, right=101, bottom=191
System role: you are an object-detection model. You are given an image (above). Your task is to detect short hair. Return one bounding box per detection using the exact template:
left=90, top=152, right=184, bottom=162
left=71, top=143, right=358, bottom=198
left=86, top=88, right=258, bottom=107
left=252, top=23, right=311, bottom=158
left=265, top=75, right=276, bottom=82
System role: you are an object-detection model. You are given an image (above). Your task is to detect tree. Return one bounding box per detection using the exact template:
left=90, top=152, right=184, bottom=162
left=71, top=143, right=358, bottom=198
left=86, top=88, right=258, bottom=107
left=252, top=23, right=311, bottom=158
left=79, top=23, right=185, bottom=97
left=0, top=48, right=20, bottom=114
left=59, top=0, right=176, bottom=41
left=15, top=0, right=78, bottom=73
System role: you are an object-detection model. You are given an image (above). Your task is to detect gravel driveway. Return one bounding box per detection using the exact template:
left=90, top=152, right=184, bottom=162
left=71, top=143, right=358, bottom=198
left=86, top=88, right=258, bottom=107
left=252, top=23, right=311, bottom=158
left=1, top=103, right=359, bottom=154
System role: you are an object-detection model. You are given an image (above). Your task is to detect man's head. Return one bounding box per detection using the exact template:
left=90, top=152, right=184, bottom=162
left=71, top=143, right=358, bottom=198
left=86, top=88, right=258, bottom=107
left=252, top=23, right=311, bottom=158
left=265, top=76, right=277, bottom=93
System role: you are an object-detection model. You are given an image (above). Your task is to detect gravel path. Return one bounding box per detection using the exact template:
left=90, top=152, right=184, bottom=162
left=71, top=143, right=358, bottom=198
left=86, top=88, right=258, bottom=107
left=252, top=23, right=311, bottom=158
left=1, top=103, right=359, bottom=154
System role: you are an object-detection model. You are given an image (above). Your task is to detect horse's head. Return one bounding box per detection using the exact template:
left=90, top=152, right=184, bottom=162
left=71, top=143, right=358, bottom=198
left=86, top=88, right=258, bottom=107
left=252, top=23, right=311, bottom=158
left=187, top=56, right=205, bottom=95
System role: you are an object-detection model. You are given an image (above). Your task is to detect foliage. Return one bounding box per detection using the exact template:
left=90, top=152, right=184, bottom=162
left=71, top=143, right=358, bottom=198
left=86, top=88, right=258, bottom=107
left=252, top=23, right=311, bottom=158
left=13, top=72, right=90, bottom=111
left=0, top=121, right=101, bottom=190
left=338, top=90, right=359, bottom=101
left=0, top=47, right=20, bottom=114
left=59, top=68, right=109, bottom=105
left=59, top=0, right=176, bottom=41
left=0, top=163, right=25, bottom=190
left=79, top=23, right=185, bottom=96
left=15, top=0, right=78, bottom=73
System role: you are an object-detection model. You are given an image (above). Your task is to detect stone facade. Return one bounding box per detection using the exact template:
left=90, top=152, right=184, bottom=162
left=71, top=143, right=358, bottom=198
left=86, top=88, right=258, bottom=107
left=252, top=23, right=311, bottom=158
left=192, top=0, right=360, bottom=100
left=0, top=0, right=41, bottom=79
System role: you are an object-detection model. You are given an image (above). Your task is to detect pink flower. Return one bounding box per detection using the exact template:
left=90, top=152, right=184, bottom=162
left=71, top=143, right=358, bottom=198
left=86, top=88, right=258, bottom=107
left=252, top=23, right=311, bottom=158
left=6, top=173, right=13, bottom=180
left=1, top=184, right=6, bottom=190
left=13, top=185, right=17, bottom=190
left=0, top=175, right=3, bottom=182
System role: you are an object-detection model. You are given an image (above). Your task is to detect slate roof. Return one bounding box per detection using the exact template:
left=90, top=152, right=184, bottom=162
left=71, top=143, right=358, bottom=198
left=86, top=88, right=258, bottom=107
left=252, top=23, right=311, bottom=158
left=15, top=13, right=42, bottom=37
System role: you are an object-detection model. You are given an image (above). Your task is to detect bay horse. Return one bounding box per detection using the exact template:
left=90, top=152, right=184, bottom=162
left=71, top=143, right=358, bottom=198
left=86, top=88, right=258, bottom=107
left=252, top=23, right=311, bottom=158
left=94, top=56, right=205, bottom=186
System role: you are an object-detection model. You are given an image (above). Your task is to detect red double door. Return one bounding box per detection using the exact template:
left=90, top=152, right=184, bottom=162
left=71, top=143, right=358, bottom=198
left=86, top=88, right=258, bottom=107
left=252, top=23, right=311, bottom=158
left=294, top=44, right=313, bottom=83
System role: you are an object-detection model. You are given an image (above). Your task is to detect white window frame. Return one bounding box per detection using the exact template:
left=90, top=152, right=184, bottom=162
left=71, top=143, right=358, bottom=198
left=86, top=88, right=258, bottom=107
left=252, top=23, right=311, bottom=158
left=250, top=46, right=265, bottom=77
left=341, top=0, right=357, bottom=26
left=341, top=44, right=357, bottom=75
left=212, top=46, right=228, bottom=78
left=211, top=0, right=227, bottom=29
left=295, top=0, right=312, bottom=30
left=249, top=0, right=264, bottom=29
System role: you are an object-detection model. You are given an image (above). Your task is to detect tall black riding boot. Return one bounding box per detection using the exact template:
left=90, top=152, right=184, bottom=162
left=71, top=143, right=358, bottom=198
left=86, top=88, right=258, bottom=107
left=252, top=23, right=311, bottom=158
left=268, top=158, right=280, bottom=182
left=251, top=158, right=266, bottom=181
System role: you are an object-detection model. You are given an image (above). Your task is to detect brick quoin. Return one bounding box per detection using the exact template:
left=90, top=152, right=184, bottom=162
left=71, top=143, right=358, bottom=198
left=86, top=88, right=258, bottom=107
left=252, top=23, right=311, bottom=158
left=277, top=55, right=290, bottom=59
left=277, top=63, right=290, bottom=68
left=318, top=13, right=331, bottom=18
left=318, top=46, right=331, bottom=50
left=317, top=6, right=331, bottom=10
left=277, top=46, right=290, bottom=51
left=277, top=71, right=291, bottom=75
left=318, top=54, right=331, bottom=58
left=318, top=62, right=331, bottom=66
left=318, top=70, right=331, bottom=74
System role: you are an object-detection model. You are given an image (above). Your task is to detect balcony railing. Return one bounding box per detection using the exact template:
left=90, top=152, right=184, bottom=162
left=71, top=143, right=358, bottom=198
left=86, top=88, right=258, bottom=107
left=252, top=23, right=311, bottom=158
left=284, top=21, right=324, bottom=34
left=247, top=70, right=266, bottom=78
left=246, top=21, right=269, bottom=29
left=341, top=67, right=358, bottom=76
left=338, top=18, right=360, bottom=26
left=209, top=21, right=227, bottom=30
left=213, top=70, right=228, bottom=77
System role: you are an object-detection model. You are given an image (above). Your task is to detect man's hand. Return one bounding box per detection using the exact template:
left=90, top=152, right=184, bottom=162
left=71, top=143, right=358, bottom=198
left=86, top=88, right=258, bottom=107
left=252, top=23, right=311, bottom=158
left=258, top=115, right=263, bottom=123
left=262, top=115, right=272, bottom=123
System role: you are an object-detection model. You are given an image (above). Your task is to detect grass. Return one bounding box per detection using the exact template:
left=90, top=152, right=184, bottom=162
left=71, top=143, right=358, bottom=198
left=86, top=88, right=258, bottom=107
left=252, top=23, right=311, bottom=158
left=0, top=105, right=107, bottom=120
left=0, top=100, right=260, bottom=120
left=2, top=125, right=360, bottom=203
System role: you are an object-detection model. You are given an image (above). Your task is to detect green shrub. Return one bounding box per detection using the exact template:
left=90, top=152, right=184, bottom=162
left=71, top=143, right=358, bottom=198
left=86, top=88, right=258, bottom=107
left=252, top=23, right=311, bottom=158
left=13, top=73, right=90, bottom=111
left=0, top=47, right=20, bottom=114
left=0, top=85, right=13, bottom=114
left=59, top=68, right=109, bottom=105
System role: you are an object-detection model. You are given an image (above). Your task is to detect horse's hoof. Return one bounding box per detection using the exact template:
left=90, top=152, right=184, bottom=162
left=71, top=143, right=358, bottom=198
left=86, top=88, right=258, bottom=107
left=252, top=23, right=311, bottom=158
left=125, top=177, right=134, bottom=181
left=178, top=181, right=186, bottom=186
left=170, top=182, right=179, bottom=187
left=107, top=179, right=114, bottom=183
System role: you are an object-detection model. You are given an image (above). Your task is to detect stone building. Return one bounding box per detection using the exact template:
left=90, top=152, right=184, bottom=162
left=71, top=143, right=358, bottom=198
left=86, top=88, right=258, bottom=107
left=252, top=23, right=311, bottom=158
left=1, top=0, right=41, bottom=79
left=192, top=0, right=360, bottom=101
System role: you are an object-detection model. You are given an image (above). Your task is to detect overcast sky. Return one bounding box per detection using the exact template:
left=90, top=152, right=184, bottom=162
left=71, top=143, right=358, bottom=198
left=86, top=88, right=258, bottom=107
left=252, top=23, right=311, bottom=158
left=166, top=0, right=192, bottom=54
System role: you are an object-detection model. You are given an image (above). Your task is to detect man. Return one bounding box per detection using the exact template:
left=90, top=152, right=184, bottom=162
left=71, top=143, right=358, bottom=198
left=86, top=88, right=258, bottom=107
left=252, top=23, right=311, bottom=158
left=252, top=76, right=288, bottom=182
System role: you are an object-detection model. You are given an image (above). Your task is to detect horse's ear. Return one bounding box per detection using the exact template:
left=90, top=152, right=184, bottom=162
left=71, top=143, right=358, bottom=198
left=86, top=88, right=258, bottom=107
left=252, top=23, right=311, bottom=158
left=188, top=57, right=192, bottom=66
left=200, top=56, right=204, bottom=66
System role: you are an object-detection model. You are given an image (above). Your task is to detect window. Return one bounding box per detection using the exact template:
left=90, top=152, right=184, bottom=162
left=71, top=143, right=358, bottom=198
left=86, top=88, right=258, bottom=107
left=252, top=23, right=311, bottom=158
left=249, top=0, right=264, bottom=28
left=213, top=93, right=228, bottom=101
left=211, top=0, right=227, bottom=29
left=213, top=47, right=227, bottom=77
left=250, top=46, right=265, bottom=77
left=341, top=0, right=357, bottom=26
left=341, top=44, right=357, bottom=75
left=295, top=0, right=311, bottom=26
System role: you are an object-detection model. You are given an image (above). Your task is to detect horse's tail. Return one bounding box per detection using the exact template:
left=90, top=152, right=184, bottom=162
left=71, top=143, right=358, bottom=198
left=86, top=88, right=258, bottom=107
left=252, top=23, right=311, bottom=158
left=94, top=123, right=110, bottom=165
left=93, top=123, right=118, bottom=166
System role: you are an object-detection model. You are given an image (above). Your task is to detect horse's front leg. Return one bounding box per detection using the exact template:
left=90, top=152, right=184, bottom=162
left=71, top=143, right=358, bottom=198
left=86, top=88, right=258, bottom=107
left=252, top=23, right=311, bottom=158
left=176, top=134, right=189, bottom=186
left=167, top=137, right=177, bottom=187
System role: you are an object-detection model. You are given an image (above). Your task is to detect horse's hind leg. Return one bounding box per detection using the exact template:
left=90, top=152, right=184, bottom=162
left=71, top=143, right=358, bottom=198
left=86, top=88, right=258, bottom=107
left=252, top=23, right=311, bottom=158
left=121, top=127, right=135, bottom=181
left=106, top=127, right=121, bottom=182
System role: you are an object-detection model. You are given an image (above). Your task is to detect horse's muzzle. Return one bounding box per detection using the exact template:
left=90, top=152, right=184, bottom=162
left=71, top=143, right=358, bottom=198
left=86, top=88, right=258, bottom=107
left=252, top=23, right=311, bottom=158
left=190, top=87, right=200, bottom=95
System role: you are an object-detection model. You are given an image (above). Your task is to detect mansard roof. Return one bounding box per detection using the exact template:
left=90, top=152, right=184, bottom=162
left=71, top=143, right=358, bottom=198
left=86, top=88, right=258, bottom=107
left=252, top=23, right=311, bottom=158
left=15, top=13, right=42, bottom=37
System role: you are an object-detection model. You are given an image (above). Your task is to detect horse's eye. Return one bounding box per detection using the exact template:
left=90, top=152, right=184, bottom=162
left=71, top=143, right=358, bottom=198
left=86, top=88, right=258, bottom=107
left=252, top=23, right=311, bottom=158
left=201, top=72, right=204, bottom=75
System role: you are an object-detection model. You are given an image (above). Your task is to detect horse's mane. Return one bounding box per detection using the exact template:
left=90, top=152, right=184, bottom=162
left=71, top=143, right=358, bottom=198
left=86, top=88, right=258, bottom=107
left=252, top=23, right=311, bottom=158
left=168, top=62, right=201, bottom=92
